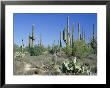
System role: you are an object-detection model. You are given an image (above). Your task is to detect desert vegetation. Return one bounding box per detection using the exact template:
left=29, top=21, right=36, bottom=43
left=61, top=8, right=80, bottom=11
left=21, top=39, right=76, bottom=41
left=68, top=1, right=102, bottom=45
left=14, top=16, right=97, bottom=75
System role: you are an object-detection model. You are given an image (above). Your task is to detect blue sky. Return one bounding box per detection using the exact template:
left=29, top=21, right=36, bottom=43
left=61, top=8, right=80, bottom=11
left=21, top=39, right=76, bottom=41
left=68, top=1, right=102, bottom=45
left=14, top=13, right=97, bottom=47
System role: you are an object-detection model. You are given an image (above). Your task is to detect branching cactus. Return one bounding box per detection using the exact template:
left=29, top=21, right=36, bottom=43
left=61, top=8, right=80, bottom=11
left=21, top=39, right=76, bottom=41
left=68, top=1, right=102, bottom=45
left=28, top=24, right=35, bottom=48
left=31, top=24, right=35, bottom=47
left=62, top=16, right=72, bottom=56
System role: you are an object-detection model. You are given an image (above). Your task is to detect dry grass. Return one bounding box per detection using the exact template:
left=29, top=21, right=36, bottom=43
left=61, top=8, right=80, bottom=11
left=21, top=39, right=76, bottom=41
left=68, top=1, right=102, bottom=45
left=13, top=53, right=97, bottom=75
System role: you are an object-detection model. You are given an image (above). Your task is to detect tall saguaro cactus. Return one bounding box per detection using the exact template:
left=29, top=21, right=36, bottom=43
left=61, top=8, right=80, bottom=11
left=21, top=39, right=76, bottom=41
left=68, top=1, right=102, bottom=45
left=31, top=24, right=35, bottom=47
left=63, top=16, right=71, bottom=46
left=67, top=16, right=71, bottom=46
left=62, top=16, right=72, bottom=56
left=90, top=24, right=97, bottom=54
left=67, top=16, right=70, bottom=35
left=28, top=24, right=35, bottom=48
left=93, top=24, right=95, bottom=43
left=92, top=24, right=95, bottom=54
left=72, top=23, right=74, bottom=56
left=78, top=23, right=80, bottom=40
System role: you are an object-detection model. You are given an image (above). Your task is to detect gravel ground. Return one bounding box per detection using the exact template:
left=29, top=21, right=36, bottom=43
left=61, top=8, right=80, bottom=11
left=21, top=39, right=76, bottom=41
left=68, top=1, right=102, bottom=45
left=13, top=53, right=97, bottom=75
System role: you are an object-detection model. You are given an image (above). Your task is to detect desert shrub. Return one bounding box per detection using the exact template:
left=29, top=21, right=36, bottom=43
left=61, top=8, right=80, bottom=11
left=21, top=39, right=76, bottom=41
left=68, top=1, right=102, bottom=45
left=14, top=44, right=21, bottom=52
left=72, top=40, right=93, bottom=59
left=29, top=45, right=45, bottom=56
left=47, top=45, right=51, bottom=51
left=66, top=43, right=72, bottom=56
left=29, top=47, right=36, bottom=56
left=63, top=43, right=72, bottom=57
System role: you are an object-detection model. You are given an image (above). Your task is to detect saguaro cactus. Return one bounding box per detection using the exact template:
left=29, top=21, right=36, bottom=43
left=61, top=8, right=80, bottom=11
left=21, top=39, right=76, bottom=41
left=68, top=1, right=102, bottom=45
left=80, top=34, right=82, bottom=40
left=52, top=40, right=56, bottom=53
left=63, top=16, right=71, bottom=46
left=67, top=16, right=71, bottom=46
left=62, top=16, right=72, bottom=56
left=21, top=37, right=24, bottom=54
left=92, top=24, right=95, bottom=54
left=31, top=24, right=35, bottom=47
left=63, top=27, right=67, bottom=43
left=70, top=33, right=72, bottom=48
left=84, top=29, right=85, bottom=42
left=28, top=24, right=35, bottom=48
left=78, top=23, right=80, bottom=40
left=67, top=16, right=70, bottom=34
left=93, top=24, right=95, bottom=43
left=28, top=33, right=31, bottom=48
left=82, top=27, right=84, bottom=40
left=72, top=23, right=74, bottom=56
left=60, top=31, right=62, bottom=47
left=40, top=34, right=42, bottom=46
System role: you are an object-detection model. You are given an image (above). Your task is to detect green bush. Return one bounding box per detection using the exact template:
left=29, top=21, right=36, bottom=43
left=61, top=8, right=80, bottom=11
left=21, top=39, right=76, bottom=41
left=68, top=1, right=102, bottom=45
left=62, top=42, right=72, bottom=57
left=66, top=43, right=72, bottom=56
left=73, top=40, right=93, bottom=59
left=29, top=45, right=45, bottom=56
left=14, top=44, right=21, bottom=52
